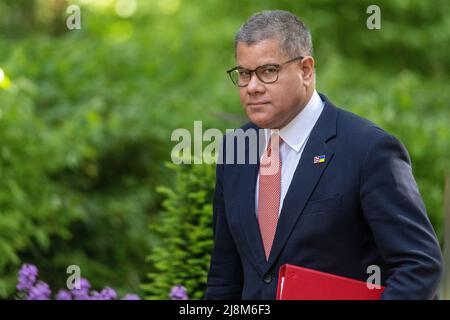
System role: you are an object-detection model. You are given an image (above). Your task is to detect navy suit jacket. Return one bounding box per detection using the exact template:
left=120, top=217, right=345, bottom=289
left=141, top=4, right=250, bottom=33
left=205, top=93, right=443, bottom=300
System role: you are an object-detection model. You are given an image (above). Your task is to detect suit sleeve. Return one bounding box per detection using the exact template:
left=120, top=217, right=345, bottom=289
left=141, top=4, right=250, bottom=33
left=205, top=138, right=244, bottom=299
left=360, top=132, right=443, bottom=299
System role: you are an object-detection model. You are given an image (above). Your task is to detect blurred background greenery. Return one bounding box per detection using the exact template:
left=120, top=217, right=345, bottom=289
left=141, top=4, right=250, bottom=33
left=0, top=0, right=449, bottom=299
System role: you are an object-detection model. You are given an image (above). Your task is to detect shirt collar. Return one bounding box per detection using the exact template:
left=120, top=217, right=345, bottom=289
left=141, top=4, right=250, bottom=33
left=267, top=89, right=324, bottom=152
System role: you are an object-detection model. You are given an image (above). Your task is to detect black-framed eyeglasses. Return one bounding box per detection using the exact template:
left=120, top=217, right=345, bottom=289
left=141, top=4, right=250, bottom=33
left=226, top=56, right=304, bottom=87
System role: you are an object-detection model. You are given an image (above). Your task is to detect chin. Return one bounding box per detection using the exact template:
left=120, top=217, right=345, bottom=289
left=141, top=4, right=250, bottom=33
left=248, top=114, right=275, bottom=128
left=245, top=106, right=279, bottom=128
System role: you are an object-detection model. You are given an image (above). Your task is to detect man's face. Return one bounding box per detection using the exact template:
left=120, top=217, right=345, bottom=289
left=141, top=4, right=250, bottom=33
left=236, top=38, right=312, bottom=129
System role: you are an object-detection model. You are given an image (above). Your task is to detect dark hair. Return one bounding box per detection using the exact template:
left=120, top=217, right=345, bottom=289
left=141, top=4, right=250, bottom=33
left=235, top=10, right=313, bottom=58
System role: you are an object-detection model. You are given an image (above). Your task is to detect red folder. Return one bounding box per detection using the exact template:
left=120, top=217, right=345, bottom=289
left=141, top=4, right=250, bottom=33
left=276, top=264, right=385, bottom=300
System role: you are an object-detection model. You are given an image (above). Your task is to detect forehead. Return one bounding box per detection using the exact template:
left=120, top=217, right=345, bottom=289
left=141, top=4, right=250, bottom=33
left=236, top=38, right=287, bottom=69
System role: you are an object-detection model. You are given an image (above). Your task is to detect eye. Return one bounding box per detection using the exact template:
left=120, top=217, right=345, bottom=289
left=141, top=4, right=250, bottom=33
left=238, top=70, right=251, bottom=77
left=262, top=66, right=277, bottom=75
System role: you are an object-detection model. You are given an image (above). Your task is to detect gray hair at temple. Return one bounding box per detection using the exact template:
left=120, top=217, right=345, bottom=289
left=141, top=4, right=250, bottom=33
left=235, top=10, right=313, bottom=58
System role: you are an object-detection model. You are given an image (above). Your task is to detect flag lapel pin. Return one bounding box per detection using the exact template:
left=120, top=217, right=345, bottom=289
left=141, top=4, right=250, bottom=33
left=313, top=155, right=326, bottom=164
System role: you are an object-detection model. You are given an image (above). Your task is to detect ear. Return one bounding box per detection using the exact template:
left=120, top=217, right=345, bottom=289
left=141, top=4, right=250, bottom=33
left=299, top=56, right=315, bottom=87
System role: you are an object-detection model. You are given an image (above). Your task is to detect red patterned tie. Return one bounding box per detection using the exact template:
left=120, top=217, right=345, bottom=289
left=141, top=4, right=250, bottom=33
left=258, top=134, right=283, bottom=261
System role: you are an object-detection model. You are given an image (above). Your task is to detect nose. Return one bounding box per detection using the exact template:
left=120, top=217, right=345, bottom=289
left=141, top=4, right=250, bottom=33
left=246, top=72, right=265, bottom=95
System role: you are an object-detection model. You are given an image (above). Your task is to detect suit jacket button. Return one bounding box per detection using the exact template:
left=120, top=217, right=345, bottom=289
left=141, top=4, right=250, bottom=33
left=263, top=274, right=273, bottom=284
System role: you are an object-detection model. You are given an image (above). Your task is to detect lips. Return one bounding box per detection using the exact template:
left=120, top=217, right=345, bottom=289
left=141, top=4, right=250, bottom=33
left=247, top=101, right=270, bottom=106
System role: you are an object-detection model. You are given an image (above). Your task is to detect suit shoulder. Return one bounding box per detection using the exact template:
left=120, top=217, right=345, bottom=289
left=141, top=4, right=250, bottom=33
left=335, top=106, right=396, bottom=142
left=332, top=106, right=408, bottom=163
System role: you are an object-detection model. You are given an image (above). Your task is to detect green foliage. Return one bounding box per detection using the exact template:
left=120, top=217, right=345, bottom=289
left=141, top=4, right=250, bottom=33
left=142, top=162, right=215, bottom=300
left=0, top=89, right=84, bottom=297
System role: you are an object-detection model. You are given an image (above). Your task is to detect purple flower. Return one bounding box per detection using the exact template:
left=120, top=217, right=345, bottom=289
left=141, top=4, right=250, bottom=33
left=79, top=278, right=91, bottom=291
left=71, top=278, right=91, bottom=300
left=100, top=287, right=117, bottom=300
left=70, top=277, right=91, bottom=292
left=27, top=281, right=51, bottom=300
left=71, top=290, right=90, bottom=300
left=56, top=289, right=72, bottom=300
left=17, top=264, right=39, bottom=292
left=170, top=285, right=188, bottom=300
left=89, top=290, right=102, bottom=300
left=121, top=294, right=140, bottom=300
left=15, top=264, right=132, bottom=301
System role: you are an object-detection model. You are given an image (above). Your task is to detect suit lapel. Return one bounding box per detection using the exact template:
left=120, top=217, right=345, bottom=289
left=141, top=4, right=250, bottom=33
left=265, top=135, right=334, bottom=268
left=233, top=94, right=338, bottom=275
left=238, top=161, right=268, bottom=273
left=236, top=127, right=267, bottom=274
left=264, top=94, right=338, bottom=271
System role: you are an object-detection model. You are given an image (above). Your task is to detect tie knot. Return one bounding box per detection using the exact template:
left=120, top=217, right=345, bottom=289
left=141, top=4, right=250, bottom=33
left=266, top=133, right=283, bottom=157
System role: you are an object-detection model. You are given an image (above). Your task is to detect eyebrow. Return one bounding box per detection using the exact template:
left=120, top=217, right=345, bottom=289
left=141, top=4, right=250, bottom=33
left=235, top=63, right=280, bottom=69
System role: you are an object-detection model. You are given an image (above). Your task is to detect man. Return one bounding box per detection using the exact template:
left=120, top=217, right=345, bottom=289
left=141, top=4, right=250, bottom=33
left=205, top=10, right=443, bottom=300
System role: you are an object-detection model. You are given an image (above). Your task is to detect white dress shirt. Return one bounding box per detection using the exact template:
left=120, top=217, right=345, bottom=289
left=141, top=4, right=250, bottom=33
left=255, top=90, right=325, bottom=216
